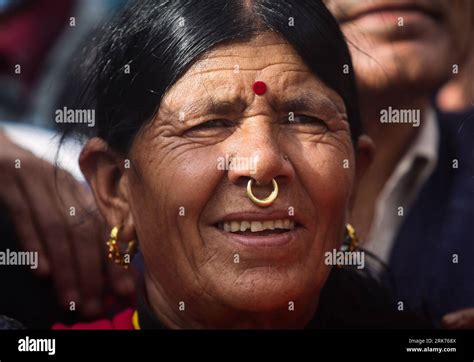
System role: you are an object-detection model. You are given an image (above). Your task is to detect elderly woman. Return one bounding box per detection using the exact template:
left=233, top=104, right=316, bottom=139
left=54, top=0, right=427, bottom=329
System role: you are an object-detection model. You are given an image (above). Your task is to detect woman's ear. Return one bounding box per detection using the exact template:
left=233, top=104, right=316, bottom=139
left=79, top=138, right=136, bottom=242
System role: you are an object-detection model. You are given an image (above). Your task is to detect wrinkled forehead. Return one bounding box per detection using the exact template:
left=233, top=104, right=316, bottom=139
left=159, top=33, right=347, bottom=119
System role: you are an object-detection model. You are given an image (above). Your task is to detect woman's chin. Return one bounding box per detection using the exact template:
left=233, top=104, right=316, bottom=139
left=213, top=268, right=318, bottom=313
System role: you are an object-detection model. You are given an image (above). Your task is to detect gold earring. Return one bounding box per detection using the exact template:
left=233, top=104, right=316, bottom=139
left=106, top=225, right=137, bottom=269
left=345, top=223, right=359, bottom=251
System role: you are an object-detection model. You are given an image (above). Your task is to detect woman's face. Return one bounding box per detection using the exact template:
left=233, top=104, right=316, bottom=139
left=85, top=32, right=369, bottom=327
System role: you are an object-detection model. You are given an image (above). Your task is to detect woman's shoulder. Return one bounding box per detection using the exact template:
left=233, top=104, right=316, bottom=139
left=52, top=308, right=135, bottom=330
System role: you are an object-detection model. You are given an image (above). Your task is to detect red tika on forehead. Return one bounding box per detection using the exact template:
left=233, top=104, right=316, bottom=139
left=252, top=81, right=267, bottom=96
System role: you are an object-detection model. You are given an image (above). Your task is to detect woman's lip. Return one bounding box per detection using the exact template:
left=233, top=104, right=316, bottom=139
left=215, top=224, right=301, bottom=247
left=340, top=3, right=441, bottom=24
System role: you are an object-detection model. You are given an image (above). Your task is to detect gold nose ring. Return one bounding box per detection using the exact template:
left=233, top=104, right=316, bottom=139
left=246, top=178, right=279, bottom=207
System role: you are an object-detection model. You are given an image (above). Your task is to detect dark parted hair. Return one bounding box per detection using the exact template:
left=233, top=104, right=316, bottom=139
left=62, top=0, right=362, bottom=153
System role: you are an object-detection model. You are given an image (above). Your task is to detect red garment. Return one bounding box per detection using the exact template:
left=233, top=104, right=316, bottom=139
left=0, top=0, right=75, bottom=84
left=52, top=308, right=134, bottom=330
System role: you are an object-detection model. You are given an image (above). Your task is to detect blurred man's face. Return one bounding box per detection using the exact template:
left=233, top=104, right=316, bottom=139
left=325, top=0, right=473, bottom=97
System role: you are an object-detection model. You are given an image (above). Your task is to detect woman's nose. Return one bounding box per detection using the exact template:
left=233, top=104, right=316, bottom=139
left=226, top=120, right=294, bottom=187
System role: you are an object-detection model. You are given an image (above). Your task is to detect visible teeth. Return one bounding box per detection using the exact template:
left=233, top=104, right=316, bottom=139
left=251, top=221, right=263, bottom=232
left=230, top=221, right=240, bottom=232
left=240, top=221, right=250, bottom=232
left=262, top=220, right=275, bottom=230
left=219, top=219, right=295, bottom=233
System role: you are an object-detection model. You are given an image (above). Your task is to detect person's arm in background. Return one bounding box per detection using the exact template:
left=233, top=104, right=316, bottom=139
left=443, top=309, right=474, bottom=329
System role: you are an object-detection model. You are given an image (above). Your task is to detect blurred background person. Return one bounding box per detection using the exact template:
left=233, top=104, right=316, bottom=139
left=325, top=0, right=474, bottom=328
left=0, top=0, right=134, bottom=328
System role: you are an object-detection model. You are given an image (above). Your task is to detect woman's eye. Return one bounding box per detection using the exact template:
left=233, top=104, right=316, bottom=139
left=190, top=119, right=233, bottom=131
left=184, top=119, right=234, bottom=137
left=291, top=115, right=327, bottom=127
